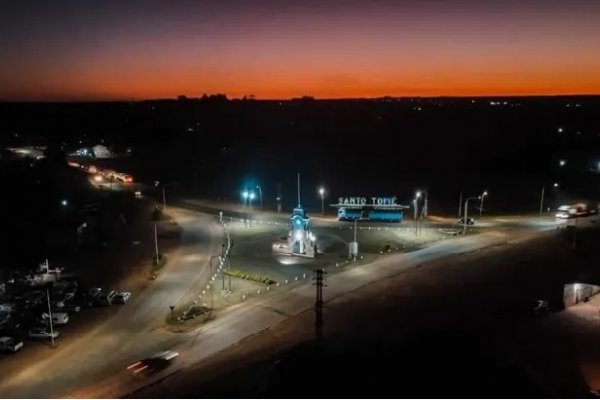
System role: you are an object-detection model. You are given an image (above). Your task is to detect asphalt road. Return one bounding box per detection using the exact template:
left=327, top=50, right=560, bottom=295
left=62, top=213, right=570, bottom=398
left=0, top=195, right=588, bottom=398
left=0, top=208, right=221, bottom=398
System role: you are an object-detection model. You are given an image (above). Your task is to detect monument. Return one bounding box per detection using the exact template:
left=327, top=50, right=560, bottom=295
left=272, top=174, right=317, bottom=257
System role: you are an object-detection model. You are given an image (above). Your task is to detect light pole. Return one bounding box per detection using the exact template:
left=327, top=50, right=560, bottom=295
left=256, top=185, right=263, bottom=209
left=539, top=186, right=545, bottom=215
left=458, top=191, right=463, bottom=218
left=248, top=191, right=255, bottom=208
left=242, top=190, right=249, bottom=206
left=46, top=289, right=55, bottom=347
left=414, top=191, right=421, bottom=236
left=318, top=187, right=325, bottom=215
left=479, top=191, right=488, bottom=217
left=463, top=196, right=480, bottom=235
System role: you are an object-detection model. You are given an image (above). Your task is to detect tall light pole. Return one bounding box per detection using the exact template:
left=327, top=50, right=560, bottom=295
left=46, top=289, right=55, bottom=347
left=539, top=186, right=545, bottom=214
left=318, top=187, right=325, bottom=215
left=458, top=191, right=463, bottom=218
left=256, top=185, right=263, bottom=209
left=154, top=224, right=160, bottom=266
left=479, top=190, right=488, bottom=217
left=249, top=191, right=255, bottom=208
left=463, top=196, right=480, bottom=235
left=414, top=191, right=421, bottom=236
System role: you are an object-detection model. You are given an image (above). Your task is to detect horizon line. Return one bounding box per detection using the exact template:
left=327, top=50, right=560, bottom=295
left=2, top=93, right=600, bottom=104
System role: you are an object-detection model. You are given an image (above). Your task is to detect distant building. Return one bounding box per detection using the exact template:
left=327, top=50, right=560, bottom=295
left=92, top=145, right=114, bottom=159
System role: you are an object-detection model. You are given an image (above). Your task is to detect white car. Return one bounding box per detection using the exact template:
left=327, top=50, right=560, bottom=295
left=28, top=328, right=60, bottom=340
left=41, top=312, right=69, bottom=325
left=0, top=337, right=23, bottom=353
left=113, top=292, right=131, bottom=304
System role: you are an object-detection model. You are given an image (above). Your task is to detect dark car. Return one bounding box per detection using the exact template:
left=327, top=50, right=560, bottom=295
left=127, top=350, right=179, bottom=377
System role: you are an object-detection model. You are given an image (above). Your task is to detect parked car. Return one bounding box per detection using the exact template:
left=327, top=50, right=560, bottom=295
left=41, top=312, right=69, bottom=325
left=88, top=287, right=103, bottom=298
left=95, top=290, right=117, bottom=306
left=60, top=303, right=81, bottom=313
left=28, top=327, right=59, bottom=340
left=0, top=337, right=23, bottom=353
left=113, top=292, right=131, bottom=304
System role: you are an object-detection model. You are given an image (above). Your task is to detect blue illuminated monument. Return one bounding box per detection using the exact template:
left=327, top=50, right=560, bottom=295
left=272, top=174, right=317, bottom=257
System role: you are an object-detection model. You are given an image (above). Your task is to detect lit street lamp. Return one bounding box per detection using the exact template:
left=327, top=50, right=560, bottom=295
left=559, top=159, right=566, bottom=167
left=249, top=191, right=255, bottom=207
left=414, top=191, right=421, bottom=236
left=242, top=190, right=249, bottom=206
left=60, top=199, right=68, bottom=207
left=479, top=190, right=488, bottom=217
left=318, top=187, right=325, bottom=215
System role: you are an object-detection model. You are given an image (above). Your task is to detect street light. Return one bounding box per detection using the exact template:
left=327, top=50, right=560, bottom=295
left=318, top=187, right=325, bottom=215
left=242, top=190, right=249, bottom=206
left=559, top=159, right=566, bottom=167
left=256, top=185, right=263, bottom=209
left=413, top=191, right=421, bottom=236
left=60, top=199, right=68, bottom=207
left=249, top=191, right=255, bottom=207
left=553, top=182, right=559, bottom=188
left=463, top=196, right=480, bottom=235
left=479, top=190, right=488, bottom=217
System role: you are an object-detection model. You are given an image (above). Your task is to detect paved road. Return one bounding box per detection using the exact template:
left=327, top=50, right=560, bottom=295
left=63, top=213, right=570, bottom=398
left=0, top=208, right=222, bottom=399
left=0, top=195, right=588, bottom=398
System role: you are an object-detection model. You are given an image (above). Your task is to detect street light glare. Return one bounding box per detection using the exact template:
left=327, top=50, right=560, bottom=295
left=416, top=191, right=422, bottom=198
left=559, top=159, right=566, bottom=167
left=553, top=182, right=559, bottom=188
left=482, top=191, right=488, bottom=196
left=249, top=192, right=256, bottom=200
left=61, top=199, right=68, bottom=206
left=318, top=187, right=325, bottom=196
left=242, top=191, right=249, bottom=199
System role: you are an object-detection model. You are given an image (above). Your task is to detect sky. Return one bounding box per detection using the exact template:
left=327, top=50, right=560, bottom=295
left=1, top=0, right=600, bottom=101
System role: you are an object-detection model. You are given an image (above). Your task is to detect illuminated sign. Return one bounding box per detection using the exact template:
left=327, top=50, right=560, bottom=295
left=338, top=196, right=397, bottom=206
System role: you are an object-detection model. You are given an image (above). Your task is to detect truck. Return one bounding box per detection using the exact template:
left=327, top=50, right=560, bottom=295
left=0, top=337, right=23, bottom=353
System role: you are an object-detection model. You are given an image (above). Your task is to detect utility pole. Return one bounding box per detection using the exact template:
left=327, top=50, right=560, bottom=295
left=221, top=244, right=226, bottom=291
left=154, top=224, right=160, bottom=266
left=458, top=191, right=463, bottom=218
left=572, top=217, right=578, bottom=250
left=46, top=289, right=55, bottom=347
left=227, top=242, right=233, bottom=292
left=539, top=186, right=545, bottom=215
left=413, top=199, right=419, bottom=236
left=313, top=269, right=326, bottom=343
left=162, top=186, right=166, bottom=210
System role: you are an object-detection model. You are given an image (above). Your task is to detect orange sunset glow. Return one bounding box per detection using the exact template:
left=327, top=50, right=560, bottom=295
left=1, top=0, right=600, bottom=101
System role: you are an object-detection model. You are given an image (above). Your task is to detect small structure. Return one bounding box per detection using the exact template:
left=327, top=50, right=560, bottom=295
left=272, top=174, right=317, bottom=258
left=563, top=282, right=600, bottom=308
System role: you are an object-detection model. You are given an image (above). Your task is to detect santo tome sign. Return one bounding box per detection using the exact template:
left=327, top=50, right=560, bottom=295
left=337, top=196, right=398, bottom=206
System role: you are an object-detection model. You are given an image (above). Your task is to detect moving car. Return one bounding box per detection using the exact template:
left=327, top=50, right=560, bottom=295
left=127, top=350, right=179, bottom=376
left=28, top=327, right=60, bottom=340
left=0, top=337, right=23, bottom=353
